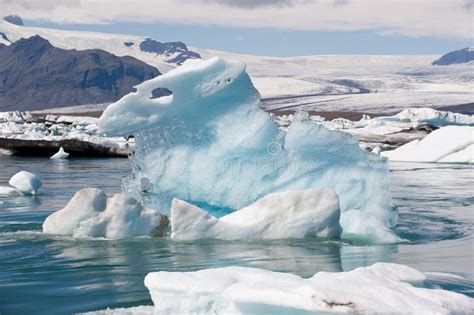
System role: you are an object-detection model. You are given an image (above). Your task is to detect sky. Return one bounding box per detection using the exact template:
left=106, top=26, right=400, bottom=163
left=1, top=0, right=473, bottom=56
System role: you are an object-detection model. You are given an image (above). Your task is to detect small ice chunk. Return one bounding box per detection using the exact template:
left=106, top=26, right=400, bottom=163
left=171, top=188, right=342, bottom=240
left=50, top=147, right=69, bottom=159
left=372, top=146, right=381, bottom=155
left=382, top=126, right=474, bottom=163
left=144, top=263, right=474, bottom=314
left=8, top=171, right=42, bottom=195
left=0, top=186, right=20, bottom=197
left=43, top=188, right=168, bottom=239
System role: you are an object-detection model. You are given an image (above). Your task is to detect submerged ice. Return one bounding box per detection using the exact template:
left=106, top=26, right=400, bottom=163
left=99, top=57, right=397, bottom=242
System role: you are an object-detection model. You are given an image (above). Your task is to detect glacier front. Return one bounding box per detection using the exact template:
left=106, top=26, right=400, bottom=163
left=99, top=57, right=398, bottom=242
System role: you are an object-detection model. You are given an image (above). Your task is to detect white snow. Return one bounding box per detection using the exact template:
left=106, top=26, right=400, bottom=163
left=43, top=188, right=168, bottom=239
left=141, top=263, right=473, bottom=314
left=381, top=126, right=474, bottom=163
left=50, top=147, right=69, bottom=160
left=171, top=188, right=342, bottom=240
left=197, top=48, right=474, bottom=114
left=100, top=57, right=397, bottom=243
left=8, top=171, right=42, bottom=195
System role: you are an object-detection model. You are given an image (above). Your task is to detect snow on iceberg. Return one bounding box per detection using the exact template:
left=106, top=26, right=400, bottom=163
left=99, top=57, right=397, bottom=242
left=171, top=188, right=342, bottom=240
left=43, top=188, right=168, bottom=239
left=50, top=147, right=69, bottom=159
left=143, top=263, right=474, bottom=314
left=382, top=126, right=474, bottom=163
left=8, top=171, right=42, bottom=195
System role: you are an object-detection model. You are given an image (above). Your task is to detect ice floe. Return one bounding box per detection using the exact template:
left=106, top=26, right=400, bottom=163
left=43, top=188, right=168, bottom=239
left=382, top=126, right=474, bottom=164
left=171, top=188, right=342, bottom=240
left=50, top=147, right=69, bottom=159
left=139, top=263, right=474, bottom=314
left=0, top=111, right=133, bottom=157
left=270, top=108, right=473, bottom=151
left=0, top=186, right=21, bottom=197
left=8, top=171, right=42, bottom=195
left=99, top=57, right=397, bottom=243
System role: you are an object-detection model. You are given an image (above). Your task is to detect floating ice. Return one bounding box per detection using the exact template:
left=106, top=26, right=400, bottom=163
left=50, top=147, right=69, bottom=159
left=390, top=107, right=474, bottom=127
left=43, top=188, right=168, bottom=239
left=99, top=57, right=397, bottom=242
left=142, top=263, right=473, bottom=314
left=8, top=171, right=42, bottom=195
left=382, top=126, right=474, bottom=164
left=171, top=188, right=342, bottom=240
left=0, top=186, right=20, bottom=197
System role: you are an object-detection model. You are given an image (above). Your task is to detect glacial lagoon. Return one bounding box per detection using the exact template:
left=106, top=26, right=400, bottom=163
left=0, top=157, right=472, bottom=314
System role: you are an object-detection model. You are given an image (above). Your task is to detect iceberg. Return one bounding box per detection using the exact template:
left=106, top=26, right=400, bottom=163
left=382, top=126, right=474, bottom=164
left=8, top=171, right=42, bottom=195
left=43, top=188, right=168, bottom=239
left=50, top=147, right=69, bottom=159
left=142, top=263, right=473, bottom=314
left=171, top=188, right=342, bottom=240
left=99, top=57, right=397, bottom=242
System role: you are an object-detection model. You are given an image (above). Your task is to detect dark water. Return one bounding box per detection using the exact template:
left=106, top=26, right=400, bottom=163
left=0, top=157, right=472, bottom=314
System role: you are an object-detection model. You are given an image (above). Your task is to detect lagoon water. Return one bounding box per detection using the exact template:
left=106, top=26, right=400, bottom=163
left=0, top=157, right=473, bottom=314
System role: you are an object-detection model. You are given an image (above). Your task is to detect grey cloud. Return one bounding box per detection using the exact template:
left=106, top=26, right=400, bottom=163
left=334, top=0, right=349, bottom=6
left=194, top=0, right=310, bottom=9
left=463, top=0, right=473, bottom=10
left=0, top=0, right=80, bottom=10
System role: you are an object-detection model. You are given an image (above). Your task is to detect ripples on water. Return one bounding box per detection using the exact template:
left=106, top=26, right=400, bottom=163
left=0, top=157, right=473, bottom=314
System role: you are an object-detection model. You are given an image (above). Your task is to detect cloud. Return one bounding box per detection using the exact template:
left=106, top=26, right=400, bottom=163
left=196, top=0, right=305, bottom=9
left=463, top=0, right=474, bottom=10
left=0, top=0, right=472, bottom=39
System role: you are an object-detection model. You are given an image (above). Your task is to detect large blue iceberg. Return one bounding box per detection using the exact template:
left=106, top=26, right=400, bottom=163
left=99, top=57, right=398, bottom=242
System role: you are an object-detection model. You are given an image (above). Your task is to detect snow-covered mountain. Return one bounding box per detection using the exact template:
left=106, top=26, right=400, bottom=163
left=195, top=48, right=474, bottom=114
left=0, top=35, right=160, bottom=111
left=0, top=16, right=201, bottom=73
left=432, top=47, right=474, bottom=66
left=1, top=15, right=472, bottom=114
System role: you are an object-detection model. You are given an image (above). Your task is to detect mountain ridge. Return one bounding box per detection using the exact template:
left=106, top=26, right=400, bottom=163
left=0, top=36, right=160, bottom=111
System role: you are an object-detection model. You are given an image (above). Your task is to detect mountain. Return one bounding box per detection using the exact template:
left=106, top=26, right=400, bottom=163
left=3, top=15, right=23, bottom=26
left=0, top=17, right=201, bottom=72
left=432, top=47, right=474, bottom=65
left=0, top=36, right=160, bottom=111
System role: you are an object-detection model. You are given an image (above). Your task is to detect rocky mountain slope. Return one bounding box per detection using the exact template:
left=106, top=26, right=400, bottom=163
left=0, top=36, right=160, bottom=111
left=432, top=47, right=474, bottom=65
left=0, top=16, right=201, bottom=73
